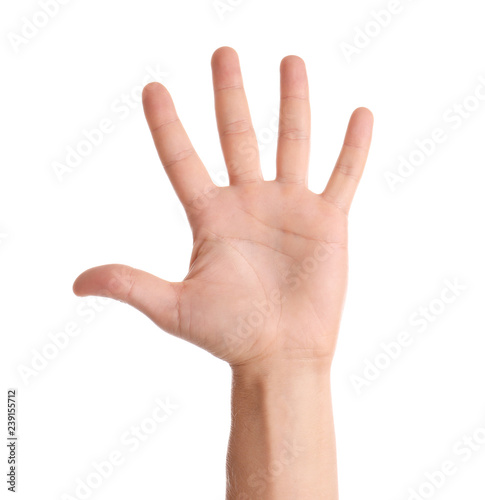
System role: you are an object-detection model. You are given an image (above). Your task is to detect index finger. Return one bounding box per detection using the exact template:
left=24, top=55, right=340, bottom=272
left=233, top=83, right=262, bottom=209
left=142, top=82, right=216, bottom=209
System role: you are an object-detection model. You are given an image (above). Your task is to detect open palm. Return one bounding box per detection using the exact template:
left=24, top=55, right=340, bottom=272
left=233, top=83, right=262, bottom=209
left=73, top=47, right=373, bottom=368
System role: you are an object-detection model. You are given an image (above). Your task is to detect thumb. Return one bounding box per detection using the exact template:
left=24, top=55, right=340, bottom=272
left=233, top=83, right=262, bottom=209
left=73, top=264, right=183, bottom=335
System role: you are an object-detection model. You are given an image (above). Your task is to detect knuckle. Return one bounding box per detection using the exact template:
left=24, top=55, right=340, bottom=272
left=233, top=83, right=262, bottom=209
left=107, top=266, right=136, bottom=303
left=279, top=128, right=309, bottom=141
left=221, top=119, right=252, bottom=137
left=163, top=148, right=196, bottom=168
left=336, top=162, right=360, bottom=181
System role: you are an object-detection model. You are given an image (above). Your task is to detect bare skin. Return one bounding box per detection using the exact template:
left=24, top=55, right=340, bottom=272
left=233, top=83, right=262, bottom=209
left=73, top=46, right=373, bottom=499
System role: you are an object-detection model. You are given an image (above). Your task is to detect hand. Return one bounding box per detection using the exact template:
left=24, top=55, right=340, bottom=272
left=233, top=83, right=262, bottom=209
left=73, top=47, right=373, bottom=370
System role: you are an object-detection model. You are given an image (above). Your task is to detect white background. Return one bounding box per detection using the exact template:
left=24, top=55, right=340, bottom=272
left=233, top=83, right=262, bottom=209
left=1, top=0, right=485, bottom=499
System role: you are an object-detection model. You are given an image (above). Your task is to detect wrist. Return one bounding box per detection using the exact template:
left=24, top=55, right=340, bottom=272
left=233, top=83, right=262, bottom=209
left=227, top=358, right=337, bottom=499
left=231, top=355, right=332, bottom=380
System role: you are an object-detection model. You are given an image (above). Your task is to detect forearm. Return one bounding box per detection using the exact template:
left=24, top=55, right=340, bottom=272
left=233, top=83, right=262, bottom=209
left=226, top=359, right=338, bottom=500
